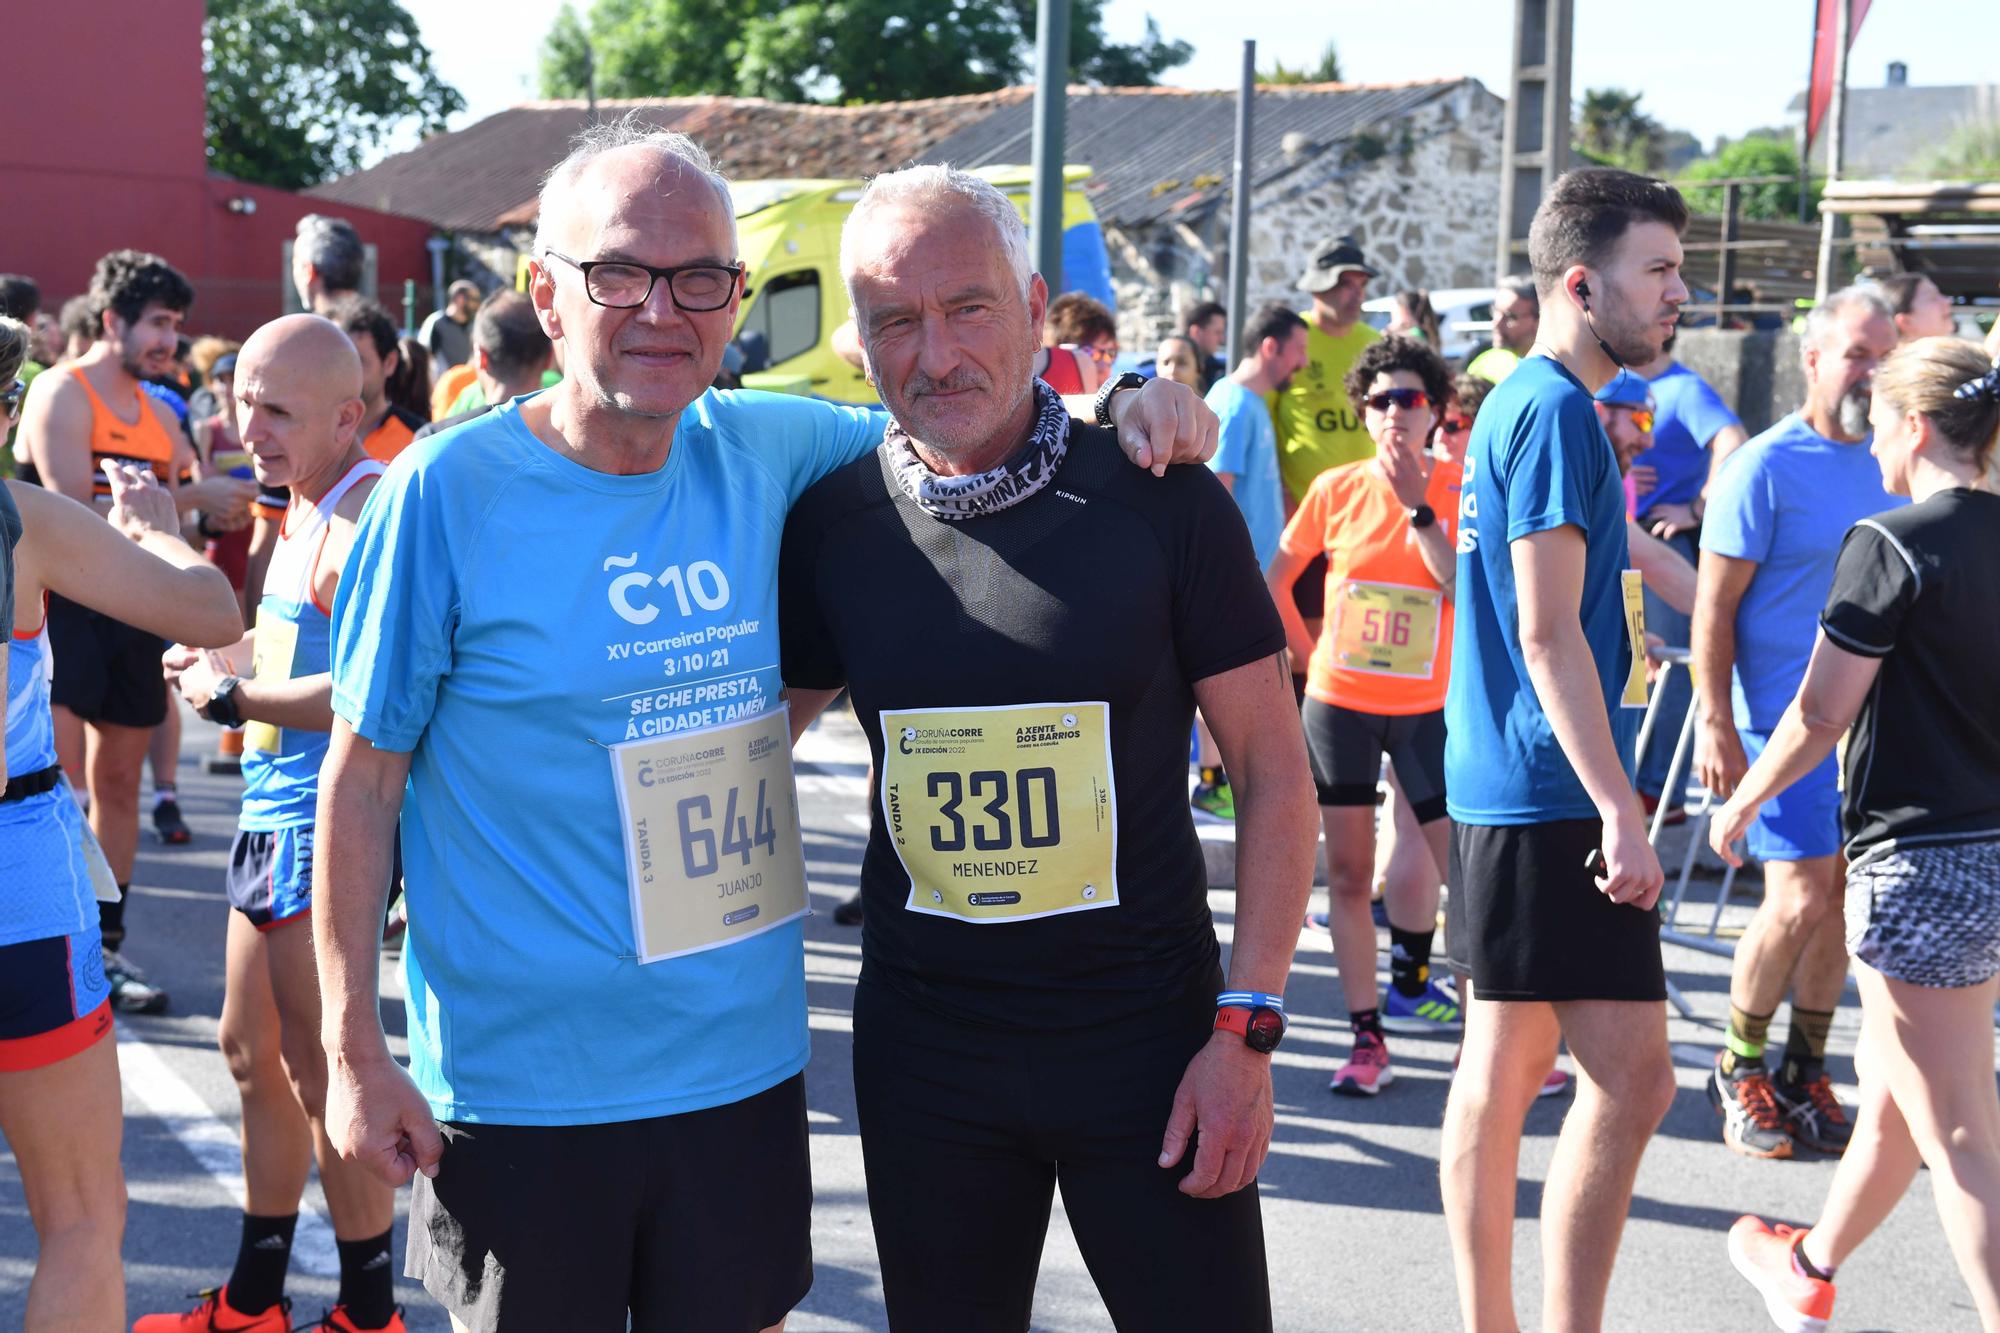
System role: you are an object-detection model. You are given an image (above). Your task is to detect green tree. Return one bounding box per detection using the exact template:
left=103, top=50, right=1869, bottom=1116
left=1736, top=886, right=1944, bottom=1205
left=1921, top=118, right=2000, bottom=179
left=204, top=0, right=464, bottom=189
left=539, top=0, right=1191, bottom=103
left=1574, top=87, right=1662, bottom=173
left=1680, top=135, right=1819, bottom=221
left=1260, top=40, right=1341, bottom=86
left=539, top=4, right=595, bottom=103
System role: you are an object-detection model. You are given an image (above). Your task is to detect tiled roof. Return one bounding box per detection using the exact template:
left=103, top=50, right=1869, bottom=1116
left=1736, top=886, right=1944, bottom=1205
left=919, top=80, right=1469, bottom=226
left=309, top=80, right=1473, bottom=234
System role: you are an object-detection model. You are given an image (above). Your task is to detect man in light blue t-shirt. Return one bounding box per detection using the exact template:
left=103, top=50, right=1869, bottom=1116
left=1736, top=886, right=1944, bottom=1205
left=1205, top=301, right=1308, bottom=570
left=311, top=123, right=1215, bottom=1333
left=1192, top=302, right=1308, bottom=816
left=1441, top=167, right=1687, bottom=1333
left=1626, top=343, right=1748, bottom=806
left=1693, top=284, right=1900, bottom=1161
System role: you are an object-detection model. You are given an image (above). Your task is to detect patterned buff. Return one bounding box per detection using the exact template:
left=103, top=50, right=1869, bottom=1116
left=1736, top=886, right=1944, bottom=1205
left=883, top=378, right=1072, bottom=521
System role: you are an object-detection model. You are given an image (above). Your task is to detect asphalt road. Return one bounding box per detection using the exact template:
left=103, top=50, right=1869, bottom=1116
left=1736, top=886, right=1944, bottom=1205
left=1, top=702, right=1983, bottom=1331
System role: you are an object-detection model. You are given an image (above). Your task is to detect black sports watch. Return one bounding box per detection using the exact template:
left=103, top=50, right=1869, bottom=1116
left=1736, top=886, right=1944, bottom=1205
left=205, top=675, right=245, bottom=729
left=1214, top=1004, right=1287, bottom=1054
left=1408, top=504, right=1437, bottom=529
left=1092, top=370, right=1149, bottom=428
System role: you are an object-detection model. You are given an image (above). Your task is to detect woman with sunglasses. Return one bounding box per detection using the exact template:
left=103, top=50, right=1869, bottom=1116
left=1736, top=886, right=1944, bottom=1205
left=0, top=312, right=243, bottom=1330
left=1267, top=335, right=1464, bottom=1096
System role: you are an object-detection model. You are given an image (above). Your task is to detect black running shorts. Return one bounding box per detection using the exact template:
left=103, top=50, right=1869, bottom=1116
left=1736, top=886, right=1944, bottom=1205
left=1448, top=818, right=1666, bottom=1002
left=1301, top=697, right=1448, bottom=822
left=44, top=594, right=168, bottom=729
left=405, top=1074, right=812, bottom=1332
left=852, top=969, right=1272, bottom=1333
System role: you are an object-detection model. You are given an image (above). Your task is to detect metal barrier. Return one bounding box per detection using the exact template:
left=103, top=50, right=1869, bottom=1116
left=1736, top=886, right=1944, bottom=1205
left=1633, top=649, right=1753, bottom=1021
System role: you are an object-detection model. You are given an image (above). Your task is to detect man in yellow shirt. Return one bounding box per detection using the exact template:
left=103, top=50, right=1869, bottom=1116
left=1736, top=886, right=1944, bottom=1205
left=1465, top=277, right=1540, bottom=384
left=1273, top=235, right=1381, bottom=503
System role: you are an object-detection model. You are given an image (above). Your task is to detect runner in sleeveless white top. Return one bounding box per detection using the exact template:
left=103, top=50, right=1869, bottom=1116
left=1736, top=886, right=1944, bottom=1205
left=143, top=315, right=405, bottom=1333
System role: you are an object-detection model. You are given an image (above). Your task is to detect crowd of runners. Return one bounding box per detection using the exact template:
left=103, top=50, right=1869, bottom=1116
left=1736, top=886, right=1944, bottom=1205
left=2, top=112, right=1999, bottom=1333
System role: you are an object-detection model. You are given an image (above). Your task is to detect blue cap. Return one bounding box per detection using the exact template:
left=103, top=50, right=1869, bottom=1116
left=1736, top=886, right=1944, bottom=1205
left=1594, top=369, right=1651, bottom=408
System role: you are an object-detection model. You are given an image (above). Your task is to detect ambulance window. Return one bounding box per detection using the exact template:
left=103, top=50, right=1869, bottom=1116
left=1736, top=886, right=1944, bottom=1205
left=744, top=270, right=819, bottom=366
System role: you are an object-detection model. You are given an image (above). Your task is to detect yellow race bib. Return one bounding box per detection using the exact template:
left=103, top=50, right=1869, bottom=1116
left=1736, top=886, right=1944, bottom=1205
left=1330, top=580, right=1444, bottom=679
left=242, top=617, right=297, bottom=755
left=1620, top=570, right=1649, bottom=709
left=608, top=706, right=809, bottom=963
left=880, top=702, right=1117, bottom=922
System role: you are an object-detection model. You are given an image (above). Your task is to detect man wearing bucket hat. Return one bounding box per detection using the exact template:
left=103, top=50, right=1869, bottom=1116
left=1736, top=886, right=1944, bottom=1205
left=1273, top=235, right=1381, bottom=506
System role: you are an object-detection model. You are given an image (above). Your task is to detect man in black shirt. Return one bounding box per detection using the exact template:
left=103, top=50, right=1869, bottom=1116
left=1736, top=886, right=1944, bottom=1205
left=780, top=165, right=1318, bottom=1332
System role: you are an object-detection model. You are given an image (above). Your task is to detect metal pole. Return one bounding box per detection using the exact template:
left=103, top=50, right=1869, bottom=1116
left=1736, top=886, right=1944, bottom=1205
left=1226, top=42, right=1256, bottom=367
left=1718, top=181, right=1739, bottom=321
left=1814, top=0, right=1851, bottom=301
left=1029, top=0, right=1071, bottom=293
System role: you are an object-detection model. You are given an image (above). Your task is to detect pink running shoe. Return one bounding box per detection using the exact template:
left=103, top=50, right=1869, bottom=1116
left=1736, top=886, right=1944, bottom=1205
left=1728, top=1216, right=1835, bottom=1333
left=1331, top=1031, right=1394, bottom=1097
left=1449, top=1048, right=1570, bottom=1097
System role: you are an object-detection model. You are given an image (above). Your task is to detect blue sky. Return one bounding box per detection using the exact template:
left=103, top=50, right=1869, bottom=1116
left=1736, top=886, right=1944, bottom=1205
left=398, top=0, right=1996, bottom=159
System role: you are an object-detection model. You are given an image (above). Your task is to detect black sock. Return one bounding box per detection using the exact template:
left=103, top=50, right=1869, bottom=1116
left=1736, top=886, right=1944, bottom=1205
left=336, top=1227, right=396, bottom=1328
left=1780, top=1006, right=1836, bottom=1088
left=1350, top=1007, right=1383, bottom=1040
left=100, top=887, right=128, bottom=952
left=225, top=1212, right=297, bottom=1315
left=1388, top=925, right=1436, bottom=998
left=1198, top=765, right=1227, bottom=787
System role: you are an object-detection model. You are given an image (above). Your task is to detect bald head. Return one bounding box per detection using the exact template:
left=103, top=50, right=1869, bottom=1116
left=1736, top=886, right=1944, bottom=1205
left=538, top=145, right=736, bottom=264
left=235, top=314, right=368, bottom=491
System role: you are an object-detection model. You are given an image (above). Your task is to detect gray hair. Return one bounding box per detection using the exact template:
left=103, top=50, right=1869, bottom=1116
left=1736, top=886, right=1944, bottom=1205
left=1496, top=275, right=1539, bottom=311
left=295, top=214, right=364, bottom=295
left=534, top=112, right=737, bottom=257
left=1802, top=283, right=1894, bottom=366
left=839, top=165, right=1033, bottom=311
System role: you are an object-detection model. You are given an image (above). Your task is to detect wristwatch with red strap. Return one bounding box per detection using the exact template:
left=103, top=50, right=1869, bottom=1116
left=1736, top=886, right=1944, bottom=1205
left=1214, top=991, right=1287, bottom=1054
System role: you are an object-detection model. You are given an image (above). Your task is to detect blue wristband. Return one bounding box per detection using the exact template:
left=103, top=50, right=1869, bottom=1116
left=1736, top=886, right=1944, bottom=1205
left=1216, top=990, right=1284, bottom=1013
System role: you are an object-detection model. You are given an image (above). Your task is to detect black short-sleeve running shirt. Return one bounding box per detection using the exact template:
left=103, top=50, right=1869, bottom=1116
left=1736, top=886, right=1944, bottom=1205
left=779, top=421, right=1285, bottom=1028
left=1819, top=488, right=2000, bottom=860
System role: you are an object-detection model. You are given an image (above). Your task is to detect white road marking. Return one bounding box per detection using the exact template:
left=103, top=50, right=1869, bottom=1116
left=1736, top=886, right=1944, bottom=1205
left=117, top=1032, right=340, bottom=1276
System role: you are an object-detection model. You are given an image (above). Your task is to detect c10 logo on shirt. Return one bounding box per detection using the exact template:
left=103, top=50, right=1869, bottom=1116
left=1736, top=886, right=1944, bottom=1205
left=604, top=554, right=733, bottom=625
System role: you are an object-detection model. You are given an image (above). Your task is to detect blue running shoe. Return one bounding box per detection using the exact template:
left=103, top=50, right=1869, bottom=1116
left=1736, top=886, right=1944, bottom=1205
left=1380, top=979, right=1462, bottom=1034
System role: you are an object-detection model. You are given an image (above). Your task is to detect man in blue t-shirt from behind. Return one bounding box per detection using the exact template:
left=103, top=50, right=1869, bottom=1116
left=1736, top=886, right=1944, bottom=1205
left=1625, top=337, right=1748, bottom=808
left=1441, top=168, right=1687, bottom=1333
left=1693, top=284, right=1900, bottom=1162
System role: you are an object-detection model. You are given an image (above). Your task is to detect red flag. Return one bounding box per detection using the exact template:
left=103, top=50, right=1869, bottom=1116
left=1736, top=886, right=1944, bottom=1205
left=1806, top=0, right=1873, bottom=150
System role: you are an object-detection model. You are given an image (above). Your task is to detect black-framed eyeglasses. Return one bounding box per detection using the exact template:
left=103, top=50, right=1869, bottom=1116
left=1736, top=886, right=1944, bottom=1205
left=544, top=251, right=743, bottom=312
left=1, top=378, right=24, bottom=417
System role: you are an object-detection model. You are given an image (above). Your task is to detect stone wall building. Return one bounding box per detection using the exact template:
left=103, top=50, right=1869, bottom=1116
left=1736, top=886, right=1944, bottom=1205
left=313, top=78, right=1505, bottom=363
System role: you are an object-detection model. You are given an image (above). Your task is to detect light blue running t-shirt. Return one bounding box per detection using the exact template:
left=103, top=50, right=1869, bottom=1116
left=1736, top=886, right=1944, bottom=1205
left=1700, top=414, right=1903, bottom=731
left=1204, top=378, right=1286, bottom=569
left=331, top=391, right=881, bottom=1126
left=1445, top=356, right=1637, bottom=825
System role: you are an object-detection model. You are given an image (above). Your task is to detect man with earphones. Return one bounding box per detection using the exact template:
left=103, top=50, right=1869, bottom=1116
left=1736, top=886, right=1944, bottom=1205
left=1439, top=168, right=1689, bottom=1333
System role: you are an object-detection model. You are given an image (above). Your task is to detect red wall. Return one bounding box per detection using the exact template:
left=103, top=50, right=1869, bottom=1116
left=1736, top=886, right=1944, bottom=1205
left=1, top=0, right=435, bottom=341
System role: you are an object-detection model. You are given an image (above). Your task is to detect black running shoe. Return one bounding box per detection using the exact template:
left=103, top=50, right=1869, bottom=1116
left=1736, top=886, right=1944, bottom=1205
left=1708, top=1054, right=1793, bottom=1159
left=152, top=797, right=192, bottom=845
left=1777, top=1072, right=1854, bottom=1155
left=102, top=949, right=170, bottom=1015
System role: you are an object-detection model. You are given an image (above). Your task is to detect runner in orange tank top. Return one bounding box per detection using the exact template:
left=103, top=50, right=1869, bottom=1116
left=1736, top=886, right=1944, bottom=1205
left=11, top=251, right=256, bottom=1018
left=1266, top=335, right=1465, bottom=1098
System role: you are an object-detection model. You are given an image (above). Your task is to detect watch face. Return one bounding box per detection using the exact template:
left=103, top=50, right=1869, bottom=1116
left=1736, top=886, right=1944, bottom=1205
left=1246, top=1007, right=1285, bottom=1053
